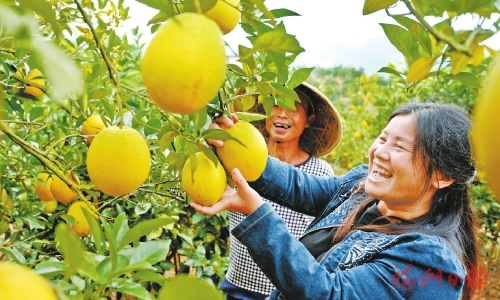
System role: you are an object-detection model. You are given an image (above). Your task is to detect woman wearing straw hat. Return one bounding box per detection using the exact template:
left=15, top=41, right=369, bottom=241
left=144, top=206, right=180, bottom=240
left=220, top=82, right=342, bottom=300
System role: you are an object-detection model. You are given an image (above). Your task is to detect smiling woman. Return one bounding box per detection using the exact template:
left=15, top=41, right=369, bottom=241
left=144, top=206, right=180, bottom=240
left=193, top=102, right=481, bottom=300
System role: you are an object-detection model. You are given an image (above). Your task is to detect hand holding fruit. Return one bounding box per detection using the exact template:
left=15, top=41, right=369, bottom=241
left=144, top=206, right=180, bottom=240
left=190, top=168, right=264, bottom=216
left=207, top=113, right=239, bottom=147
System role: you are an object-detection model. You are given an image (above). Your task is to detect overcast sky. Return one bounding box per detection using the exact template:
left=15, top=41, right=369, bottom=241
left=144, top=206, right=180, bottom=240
left=120, top=0, right=499, bottom=75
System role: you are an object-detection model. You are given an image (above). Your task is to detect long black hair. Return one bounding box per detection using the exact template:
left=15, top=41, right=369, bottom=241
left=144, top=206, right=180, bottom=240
left=333, top=102, right=480, bottom=299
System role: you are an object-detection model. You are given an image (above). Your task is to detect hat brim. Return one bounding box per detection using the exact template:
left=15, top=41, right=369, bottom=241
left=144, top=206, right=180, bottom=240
left=239, top=82, right=342, bottom=157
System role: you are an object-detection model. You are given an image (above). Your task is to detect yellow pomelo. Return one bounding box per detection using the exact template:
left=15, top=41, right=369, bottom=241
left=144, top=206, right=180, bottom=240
left=35, top=173, right=55, bottom=201
left=81, top=114, right=106, bottom=145
left=471, top=57, right=500, bottom=201
left=141, top=13, right=226, bottom=115
left=0, top=262, right=58, bottom=300
left=182, top=151, right=227, bottom=206
left=86, top=126, right=151, bottom=196
left=204, top=0, right=241, bottom=35
left=50, top=172, right=79, bottom=204
left=14, top=68, right=45, bottom=99
left=216, top=121, right=267, bottom=182
left=43, top=199, right=58, bottom=214
left=67, top=201, right=97, bottom=237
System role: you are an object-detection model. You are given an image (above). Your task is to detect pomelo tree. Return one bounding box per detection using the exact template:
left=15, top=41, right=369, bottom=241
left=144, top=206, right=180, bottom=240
left=0, top=0, right=499, bottom=298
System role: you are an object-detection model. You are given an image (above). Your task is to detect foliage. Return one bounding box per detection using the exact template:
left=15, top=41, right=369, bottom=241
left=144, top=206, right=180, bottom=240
left=365, top=0, right=499, bottom=87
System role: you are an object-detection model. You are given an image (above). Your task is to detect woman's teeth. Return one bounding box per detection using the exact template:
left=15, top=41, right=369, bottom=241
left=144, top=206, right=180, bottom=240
left=372, top=167, right=392, bottom=179
left=274, top=123, right=290, bottom=129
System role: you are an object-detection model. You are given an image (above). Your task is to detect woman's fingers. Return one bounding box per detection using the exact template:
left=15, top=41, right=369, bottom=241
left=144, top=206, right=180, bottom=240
left=190, top=185, right=233, bottom=215
left=190, top=168, right=264, bottom=216
left=230, top=168, right=265, bottom=215
left=207, top=114, right=239, bottom=147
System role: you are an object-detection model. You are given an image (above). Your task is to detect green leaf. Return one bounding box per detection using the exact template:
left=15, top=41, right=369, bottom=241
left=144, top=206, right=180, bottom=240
left=33, top=38, right=83, bottom=100
left=412, top=0, right=446, bottom=17
left=28, top=106, right=44, bottom=121
left=201, top=147, right=220, bottom=168
left=234, top=112, right=268, bottom=122
left=19, top=214, right=46, bottom=229
left=135, top=0, right=172, bottom=14
left=202, top=129, right=245, bottom=146
left=380, top=23, right=420, bottom=66
left=130, top=240, right=171, bottom=265
left=446, top=72, right=480, bottom=87
left=378, top=67, right=406, bottom=84
left=102, top=218, right=118, bottom=271
left=100, top=99, right=115, bottom=121
left=77, top=252, right=101, bottom=283
left=96, top=255, right=130, bottom=283
left=0, top=247, right=26, bottom=264
left=270, top=83, right=299, bottom=101
left=265, top=8, right=301, bottom=19
left=118, top=217, right=175, bottom=250
left=287, top=67, right=315, bottom=88
left=362, top=0, right=398, bottom=15
left=55, top=223, right=84, bottom=280
left=116, top=280, right=155, bottom=300
left=393, top=16, right=433, bottom=55
left=251, top=31, right=304, bottom=55
left=406, top=56, right=438, bottom=83
left=178, top=233, right=194, bottom=247
left=0, top=3, right=23, bottom=31
left=449, top=51, right=471, bottom=75
left=132, top=269, right=169, bottom=285
left=17, top=0, right=60, bottom=34
left=113, top=213, right=130, bottom=248
left=228, top=64, right=246, bottom=75
left=159, top=131, right=176, bottom=152
left=183, top=0, right=217, bottom=13
left=157, top=274, right=224, bottom=300
left=82, top=208, right=105, bottom=254
left=193, top=106, right=208, bottom=131
left=267, top=51, right=287, bottom=71
left=145, top=118, right=161, bottom=137
left=109, top=261, right=151, bottom=280
left=34, top=261, right=67, bottom=277
left=248, top=0, right=276, bottom=24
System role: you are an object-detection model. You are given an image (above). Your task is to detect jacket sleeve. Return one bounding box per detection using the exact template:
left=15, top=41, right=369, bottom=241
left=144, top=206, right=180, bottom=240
left=248, top=156, right=367, bottom=216
left=233, top=203, right=466, bottom=300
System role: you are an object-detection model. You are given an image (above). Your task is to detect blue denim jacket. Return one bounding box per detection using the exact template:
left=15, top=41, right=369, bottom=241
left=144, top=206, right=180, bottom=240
left=232, top=157, right=466, bottom=300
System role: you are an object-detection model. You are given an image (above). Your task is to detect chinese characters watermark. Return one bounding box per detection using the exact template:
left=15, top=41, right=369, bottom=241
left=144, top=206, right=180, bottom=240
left=390, top=263, right=489, bottom=291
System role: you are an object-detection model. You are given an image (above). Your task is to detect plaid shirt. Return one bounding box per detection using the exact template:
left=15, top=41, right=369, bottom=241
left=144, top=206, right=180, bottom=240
left=224, top=156, right=334, bottom=296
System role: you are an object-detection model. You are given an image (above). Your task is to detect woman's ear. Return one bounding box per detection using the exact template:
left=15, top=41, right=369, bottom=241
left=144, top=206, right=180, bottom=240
left=432, top=171, right=455, bottom=189
left=306, top=114, right=316, bottom=127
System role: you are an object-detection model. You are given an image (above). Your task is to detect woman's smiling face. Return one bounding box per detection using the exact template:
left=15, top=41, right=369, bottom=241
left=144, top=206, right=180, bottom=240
left=265, top=100, right=311, bottom=144
left=365, top=114, right=437, bottom=215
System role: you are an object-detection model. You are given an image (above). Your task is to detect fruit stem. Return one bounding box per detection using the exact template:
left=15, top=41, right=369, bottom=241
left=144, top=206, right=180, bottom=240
left=192, top=0, right=202, bottom=14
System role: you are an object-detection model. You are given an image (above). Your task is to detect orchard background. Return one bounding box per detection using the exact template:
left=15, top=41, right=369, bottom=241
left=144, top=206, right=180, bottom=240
left=1, top=0, right=500, bottom=299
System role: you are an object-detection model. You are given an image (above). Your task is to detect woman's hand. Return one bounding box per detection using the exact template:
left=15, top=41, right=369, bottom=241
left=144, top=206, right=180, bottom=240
left=208, top=113, right=239, bottom=147
left=190, top=168, right=265, bottom=216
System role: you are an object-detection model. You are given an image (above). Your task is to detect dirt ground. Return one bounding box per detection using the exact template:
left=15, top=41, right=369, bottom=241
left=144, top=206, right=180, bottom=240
left=481, top=252, right=499, bottom=299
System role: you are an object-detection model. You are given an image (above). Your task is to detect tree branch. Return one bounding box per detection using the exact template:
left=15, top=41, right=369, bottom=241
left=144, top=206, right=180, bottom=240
left=73, top=0, right=120, bottom=87
left=0, top=120, right=93, bottom=203
left=400, top=0, right=473, bottom=56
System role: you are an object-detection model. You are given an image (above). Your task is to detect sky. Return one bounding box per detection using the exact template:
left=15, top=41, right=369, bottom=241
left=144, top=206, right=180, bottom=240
left=120, top=0, right=499, bottom=75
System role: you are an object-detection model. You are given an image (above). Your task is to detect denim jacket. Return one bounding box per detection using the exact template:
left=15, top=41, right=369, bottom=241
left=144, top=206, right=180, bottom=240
left=232, top=156, right=466, bottom=300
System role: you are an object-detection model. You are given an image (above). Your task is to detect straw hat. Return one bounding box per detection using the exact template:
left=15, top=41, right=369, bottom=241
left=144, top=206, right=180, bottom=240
left=236, top=82, right=342, bottom=157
